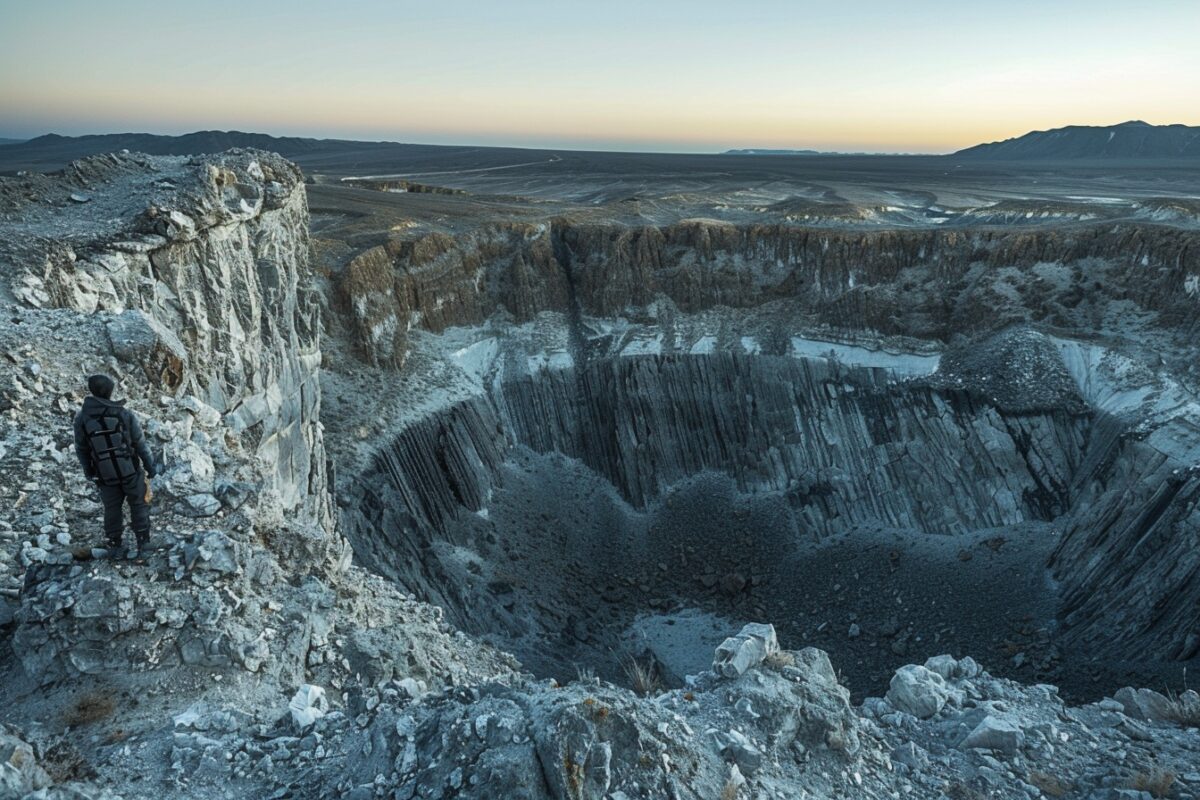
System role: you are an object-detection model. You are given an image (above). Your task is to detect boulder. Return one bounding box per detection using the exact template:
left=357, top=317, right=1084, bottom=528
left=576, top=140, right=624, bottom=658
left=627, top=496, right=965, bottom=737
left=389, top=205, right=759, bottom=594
left=1114, top=687, right=1180, bottom=721
left=105, top=309, right=187, bottom=392
left=712, top=623, right=779, bottom=678
left=886, top=664, right=950, bottom=719
left=960, top=715, right=1024, bottom=757
left=923, top=654, right=981, bottom=680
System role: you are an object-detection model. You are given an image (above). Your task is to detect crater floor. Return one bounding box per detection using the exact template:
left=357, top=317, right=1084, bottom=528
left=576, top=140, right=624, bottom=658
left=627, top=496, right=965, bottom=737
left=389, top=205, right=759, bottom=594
left=335, top=332, right=1193, bottom=704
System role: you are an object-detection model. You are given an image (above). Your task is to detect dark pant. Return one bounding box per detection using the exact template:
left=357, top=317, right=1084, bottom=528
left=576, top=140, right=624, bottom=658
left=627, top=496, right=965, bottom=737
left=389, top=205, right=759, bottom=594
left=98, top=471, right=150, bottom=546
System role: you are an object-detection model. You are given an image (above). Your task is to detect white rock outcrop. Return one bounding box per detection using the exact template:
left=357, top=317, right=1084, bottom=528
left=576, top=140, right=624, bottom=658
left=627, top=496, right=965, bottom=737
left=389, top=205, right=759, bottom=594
left=886, top=664, right=951, bottom=719
left=713, top=622, right=779, bottom=678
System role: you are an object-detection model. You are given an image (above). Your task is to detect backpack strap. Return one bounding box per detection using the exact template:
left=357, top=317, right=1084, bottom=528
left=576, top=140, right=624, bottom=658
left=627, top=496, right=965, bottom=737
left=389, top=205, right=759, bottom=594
left=85, top=412, right=139, bottom=484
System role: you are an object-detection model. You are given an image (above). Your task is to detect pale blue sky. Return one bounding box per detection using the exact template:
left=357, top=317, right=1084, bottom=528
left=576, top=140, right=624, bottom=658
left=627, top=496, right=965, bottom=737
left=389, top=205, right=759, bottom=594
left=1, top=0, right=1198, bottom=152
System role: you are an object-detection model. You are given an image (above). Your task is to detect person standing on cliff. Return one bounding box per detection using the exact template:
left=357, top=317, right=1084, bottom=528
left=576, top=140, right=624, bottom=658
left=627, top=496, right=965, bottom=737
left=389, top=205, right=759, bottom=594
left=73, top=374, right=159, bottom=560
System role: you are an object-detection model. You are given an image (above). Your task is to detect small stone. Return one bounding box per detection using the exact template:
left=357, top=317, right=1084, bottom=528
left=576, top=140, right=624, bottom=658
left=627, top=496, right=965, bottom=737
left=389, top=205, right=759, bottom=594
left=289, top=685, right=328, bottom=728
left=712, top=730, right=763, bottom=775
left=961, top=716, right=1024, bottom=757
left=184, top=493, right=221, bottom=517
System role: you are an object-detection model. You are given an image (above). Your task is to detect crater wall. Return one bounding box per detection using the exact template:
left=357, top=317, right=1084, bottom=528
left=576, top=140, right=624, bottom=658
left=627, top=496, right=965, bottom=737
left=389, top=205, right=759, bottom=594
left=337, top=220, right=1200, bottom=373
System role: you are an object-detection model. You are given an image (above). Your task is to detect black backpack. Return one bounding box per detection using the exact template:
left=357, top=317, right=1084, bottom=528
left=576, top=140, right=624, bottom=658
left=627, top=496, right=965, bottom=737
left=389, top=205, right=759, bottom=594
left=84, top=412, right=139, bottom=485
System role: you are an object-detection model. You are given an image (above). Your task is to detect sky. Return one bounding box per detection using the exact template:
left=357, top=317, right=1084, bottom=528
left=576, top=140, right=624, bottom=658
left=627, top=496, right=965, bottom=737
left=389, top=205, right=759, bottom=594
left=1, top=0, right=1199, bottom=154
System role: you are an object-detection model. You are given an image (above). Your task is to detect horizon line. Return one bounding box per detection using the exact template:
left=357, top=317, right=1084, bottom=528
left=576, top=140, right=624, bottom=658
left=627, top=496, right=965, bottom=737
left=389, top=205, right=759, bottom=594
left=1, top=128, right=951, bottom=157
left=1, top=119, right=1193, bottom=159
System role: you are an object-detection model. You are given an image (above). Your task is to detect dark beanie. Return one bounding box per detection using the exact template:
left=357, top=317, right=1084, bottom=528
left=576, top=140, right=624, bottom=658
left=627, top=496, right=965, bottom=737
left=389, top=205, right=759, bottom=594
left=87, top=374, right=115, bottom=399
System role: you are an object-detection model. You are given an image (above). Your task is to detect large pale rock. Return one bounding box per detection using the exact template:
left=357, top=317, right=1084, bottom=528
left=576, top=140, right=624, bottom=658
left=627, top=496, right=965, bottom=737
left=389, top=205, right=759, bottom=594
left=0, top=725, right=51, bottom=797
left=924, top=654, right=981, bottom=681
left=160, top=439, right=216, bottom=495
left=1114, top=687, right=1180, bottom=721
left=886, top=664, right=951, bottom=719
left=961, top=715, right=1024, bottom=757
left=106, top=309, right=188, bottom=392
left=713, top=622, right=779, bottom=678
left=727, top=646, right=861, bottom=755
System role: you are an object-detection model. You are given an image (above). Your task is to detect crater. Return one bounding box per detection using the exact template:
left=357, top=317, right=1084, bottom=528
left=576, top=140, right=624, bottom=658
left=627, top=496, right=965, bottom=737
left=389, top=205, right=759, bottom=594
left=336, top=325, right=1199, bottom=701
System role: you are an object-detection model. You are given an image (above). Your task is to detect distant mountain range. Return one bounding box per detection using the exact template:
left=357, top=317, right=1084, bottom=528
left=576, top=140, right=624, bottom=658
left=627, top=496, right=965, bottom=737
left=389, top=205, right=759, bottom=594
left=953, top=121, right=1200, bottom=159
left=2, top=123, right=1198, bottom=173
left=4, top=130, right=385, bottom=159
left=0, top=130, right=505, bottom=174
left=723, top=148, right=903, bottom=156
left=724, top=148, right=824, bottom=156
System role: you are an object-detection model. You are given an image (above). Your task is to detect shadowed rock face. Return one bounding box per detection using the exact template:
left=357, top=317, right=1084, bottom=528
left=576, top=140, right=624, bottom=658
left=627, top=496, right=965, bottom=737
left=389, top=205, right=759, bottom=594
left=336, top=224, right=568, bottom=367
left=496, top=355, right=1086, bottom=521
left=1052, top=427, right=1200, bottom=662
left=339, top=351, right=1098, bottom=690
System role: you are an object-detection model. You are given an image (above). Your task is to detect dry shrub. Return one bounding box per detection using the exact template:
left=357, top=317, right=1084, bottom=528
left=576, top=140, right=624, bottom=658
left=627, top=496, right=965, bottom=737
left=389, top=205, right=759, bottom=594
left=41, top=739, right=97, bottom=783
left=721, top=780, right=740, bottom=800
left=944, top=781, right=990, bottom=800
left=1163, top=688, right=1200, bottom=727
left=1130, top=768, right=1176, bottom=798
left=764, top=650, right=795, bottom=670
left=63, top=693, right=116, bottom=727
left=621, top=654, right=662, bottom=697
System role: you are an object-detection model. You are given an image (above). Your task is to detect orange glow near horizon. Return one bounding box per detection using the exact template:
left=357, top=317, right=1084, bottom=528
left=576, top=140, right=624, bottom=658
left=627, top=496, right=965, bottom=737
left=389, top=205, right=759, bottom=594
left=2, top=1, right=1198, bottom=154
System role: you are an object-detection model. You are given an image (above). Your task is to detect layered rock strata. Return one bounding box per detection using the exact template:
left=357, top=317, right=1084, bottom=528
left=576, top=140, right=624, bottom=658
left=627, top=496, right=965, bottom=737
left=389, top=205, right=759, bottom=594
left=337, top=220, right=1200, bottom=377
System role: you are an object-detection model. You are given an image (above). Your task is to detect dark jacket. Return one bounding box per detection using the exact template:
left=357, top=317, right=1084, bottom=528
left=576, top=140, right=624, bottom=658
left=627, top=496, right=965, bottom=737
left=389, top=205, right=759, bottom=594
left=73, top=396, right=159, bottom=480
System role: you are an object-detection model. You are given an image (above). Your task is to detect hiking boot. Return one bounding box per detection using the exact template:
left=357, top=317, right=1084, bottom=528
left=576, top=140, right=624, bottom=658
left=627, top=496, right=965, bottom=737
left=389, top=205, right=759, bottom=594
left=105, top=543, right=127, bottom=560
left=129, top=540, right=150, bottom=561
